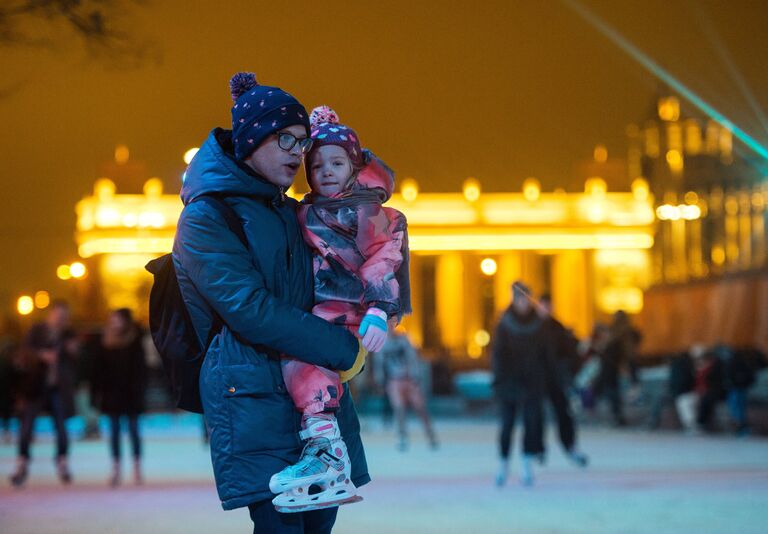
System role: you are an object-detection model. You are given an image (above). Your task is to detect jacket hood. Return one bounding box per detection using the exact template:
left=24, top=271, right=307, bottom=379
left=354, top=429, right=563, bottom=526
left=180, top=128, right=283, bottom=205
left=354, top=151, right=394, bottom=202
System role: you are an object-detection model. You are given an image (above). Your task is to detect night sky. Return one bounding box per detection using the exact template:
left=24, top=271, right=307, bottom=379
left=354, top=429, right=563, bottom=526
left=1, top=0, right=767, bottom=311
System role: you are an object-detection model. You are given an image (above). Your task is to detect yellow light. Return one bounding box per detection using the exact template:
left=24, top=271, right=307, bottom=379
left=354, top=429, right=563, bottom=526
left=69, top=262, right=87, bottom=279
left=463, top=178, right=481, bottom=202
left=115, top=144, right=130, bottom=164
left=408, top=232, right=653, bottom=251
left=645, top=124, right=660, bottom=158
left=593, top=144, right=608, bottom=163
left=719, top=128, right=733, bottom=163
left=522, top=178, right=541, bottom=202
left=680, top=204, right=701, bottom=220
left=17, top=296, right=34, bottom=316
left=183, top=147, right=199, bottom=165
left=95, top=206, right=121, bottom=227
left=474, top=329, right=491, bottom=347
left=123, top=213, right=138, bottom=227
left=598, top=287, right=643, bottom=313
left=143, top=178, right=164, bottom=198
left=34, top=291, right=50, bottom=309
left=480, top=258, right=497, bottom=276
left=666, top=149, right=684, bottom=173
left=467, top=343, right=482, bottom=359
left=94, top=178, right=116, bottom=201
left=56, top=264, right=72, bottom=280
left=658, top=96, right=680, bottom=122
left=752, top=192, right=765, bottom=209
left=656, top=204, right=681, bottom=221
left=685, top=119, right=702, bottom=154
left=585, top=177, right=607, bottom=197
left=78, top=237, right=175, bottom=258
left=631, top=178, right=649, bottom=201
left=401, top=178, right=419, bottom=202
left=711, top=246, right=725, bottom=265
left=683, top=191, right=699, bottom=205
left=138, top=212, right=166, bottom=228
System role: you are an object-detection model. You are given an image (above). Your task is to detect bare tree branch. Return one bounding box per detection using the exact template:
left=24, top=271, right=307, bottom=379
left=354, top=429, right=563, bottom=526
left=0, top=0, right=158, bottom=67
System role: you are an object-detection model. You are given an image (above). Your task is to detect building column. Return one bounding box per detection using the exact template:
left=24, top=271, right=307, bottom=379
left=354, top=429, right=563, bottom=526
left=402, top=253, right=424, bottom=348
left=552, top=251, right=592, bottom=339
left=436, top=253, right=464, bottom=351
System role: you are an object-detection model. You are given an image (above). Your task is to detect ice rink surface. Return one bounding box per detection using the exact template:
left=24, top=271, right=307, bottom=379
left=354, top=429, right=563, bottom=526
left=1, top=415, right=766, bottom=534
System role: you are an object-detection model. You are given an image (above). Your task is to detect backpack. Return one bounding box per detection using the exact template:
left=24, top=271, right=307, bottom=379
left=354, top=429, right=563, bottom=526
left=145, top=195, right=247, bottom=413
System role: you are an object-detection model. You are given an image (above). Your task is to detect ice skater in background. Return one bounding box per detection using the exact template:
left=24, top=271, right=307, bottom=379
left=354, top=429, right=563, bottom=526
left=375, top=328, right=438, bottom=451
left=270, top=106, right=411, bottom=512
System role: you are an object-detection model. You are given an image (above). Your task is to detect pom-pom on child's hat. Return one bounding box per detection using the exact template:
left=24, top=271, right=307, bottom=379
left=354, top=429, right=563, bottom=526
left=305, top=106, right=365, bottom=170
left=229, top=72, right=310, bottom=160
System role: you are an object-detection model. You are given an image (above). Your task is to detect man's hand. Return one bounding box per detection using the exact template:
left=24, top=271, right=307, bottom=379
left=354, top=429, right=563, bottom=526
left=358, top=308, right=387, bottom=353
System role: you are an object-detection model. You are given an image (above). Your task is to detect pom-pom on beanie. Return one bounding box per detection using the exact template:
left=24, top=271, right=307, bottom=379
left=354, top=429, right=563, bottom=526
left=229, top=72, right=310, bottom=160
left=305, top=105, right=364, bottom=170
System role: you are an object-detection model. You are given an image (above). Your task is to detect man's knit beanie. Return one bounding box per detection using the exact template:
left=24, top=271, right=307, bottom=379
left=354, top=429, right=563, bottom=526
left=229, top=72, right=310, bottom=160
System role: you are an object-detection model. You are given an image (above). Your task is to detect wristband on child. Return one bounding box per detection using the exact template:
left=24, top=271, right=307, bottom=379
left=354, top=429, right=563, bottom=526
left=358, top=307, right=388, bottom=336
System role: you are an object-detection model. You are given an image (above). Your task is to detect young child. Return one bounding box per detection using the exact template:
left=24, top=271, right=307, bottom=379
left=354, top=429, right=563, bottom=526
left=269, top=106, right=411, bottom=512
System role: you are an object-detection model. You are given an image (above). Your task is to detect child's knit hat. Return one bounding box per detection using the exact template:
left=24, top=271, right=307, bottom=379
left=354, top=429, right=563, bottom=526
left=229, top=72, right=310, bottom=160
left=305, top=106, right=365, bottom=169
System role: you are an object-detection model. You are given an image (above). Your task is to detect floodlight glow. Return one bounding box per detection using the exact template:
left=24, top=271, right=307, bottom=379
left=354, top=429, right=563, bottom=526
left=564, top=0, right=768, bottom=161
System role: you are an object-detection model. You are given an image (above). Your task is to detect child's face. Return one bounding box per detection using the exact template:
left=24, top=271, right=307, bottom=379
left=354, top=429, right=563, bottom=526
left=308, top=145, right=354, bottom=197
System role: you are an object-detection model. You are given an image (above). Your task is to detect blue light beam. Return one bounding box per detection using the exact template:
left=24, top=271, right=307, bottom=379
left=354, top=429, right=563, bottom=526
left=562, top=0, right=768, bottom=161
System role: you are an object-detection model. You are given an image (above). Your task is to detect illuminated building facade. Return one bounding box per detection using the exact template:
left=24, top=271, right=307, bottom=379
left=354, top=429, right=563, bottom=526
left=631, top=95, right=768, bottom=354
left=74, top=148, right=655, bottom=365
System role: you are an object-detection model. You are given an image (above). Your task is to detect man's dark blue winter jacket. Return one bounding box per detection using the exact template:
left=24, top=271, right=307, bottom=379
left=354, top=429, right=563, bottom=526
left=172, top=128, right=369, bottom=510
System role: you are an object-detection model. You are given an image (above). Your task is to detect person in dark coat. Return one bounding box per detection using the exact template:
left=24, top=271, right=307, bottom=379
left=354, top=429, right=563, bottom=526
left=537, top=294, right=588, bottom=468
left=0, top=316, right=21, bottom=444
left=592, top=310, right=640, bottom=426
left=723, top=347, right=762, bottom=435
left=491, top=281, right=551, bottom=487
left=695, top=348, right=726, bottom=431
left=10, top=300, right=79, bottom=487
left=173, top=72, right=366, bottom=533
left=92, top=308, right=147, bottom=486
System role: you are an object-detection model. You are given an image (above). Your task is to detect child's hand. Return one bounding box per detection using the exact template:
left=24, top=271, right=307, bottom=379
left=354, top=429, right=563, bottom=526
left=358, top=308, right=388, bottom=353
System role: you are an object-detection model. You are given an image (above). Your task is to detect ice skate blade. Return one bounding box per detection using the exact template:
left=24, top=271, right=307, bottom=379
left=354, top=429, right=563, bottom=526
left=274, top=494, right=363, bottom=514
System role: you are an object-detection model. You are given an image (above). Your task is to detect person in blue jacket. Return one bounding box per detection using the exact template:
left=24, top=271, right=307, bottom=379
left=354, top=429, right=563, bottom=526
left=172, top=72, right=369, bottom=534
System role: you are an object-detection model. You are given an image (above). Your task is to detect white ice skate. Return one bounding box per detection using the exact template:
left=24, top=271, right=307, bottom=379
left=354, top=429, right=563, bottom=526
left=270, top=414, right=362, bottom=513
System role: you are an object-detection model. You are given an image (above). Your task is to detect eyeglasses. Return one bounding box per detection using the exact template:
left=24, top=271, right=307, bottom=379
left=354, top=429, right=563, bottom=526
left=276, top=132, right=313, bottom=153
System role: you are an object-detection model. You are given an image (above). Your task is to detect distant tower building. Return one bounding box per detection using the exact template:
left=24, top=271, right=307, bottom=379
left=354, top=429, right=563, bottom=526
left=630, top=93, right=766, bottom=283
left=75, top=146, right=182, bottom=322
left=633, top=92, right=768, bottom=353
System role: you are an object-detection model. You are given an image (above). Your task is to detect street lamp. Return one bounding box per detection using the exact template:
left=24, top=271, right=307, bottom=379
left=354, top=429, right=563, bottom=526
left=57, top=264, right=72, bottom=280
left=463, top=178, right=481, bottom=202
left=69, top=262, right=87, bottom=279
left=34, top=291, right=50, bottom=309
left=480, top=258, right=497, bottom=276
left=17, top=296, right=34, bottom=316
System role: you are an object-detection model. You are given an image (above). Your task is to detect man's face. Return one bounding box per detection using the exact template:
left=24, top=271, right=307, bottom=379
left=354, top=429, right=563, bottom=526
left=243, top=124, right=307, bottom=189
left=47, top=305, right=70, bottom=330
left=512, top=293, right=531, bottom=314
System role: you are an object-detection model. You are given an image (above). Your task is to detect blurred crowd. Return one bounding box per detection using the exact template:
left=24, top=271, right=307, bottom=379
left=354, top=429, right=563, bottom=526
left=1, top=294, right=766, bottom=490
left=0, top=301, right=149, bottom=488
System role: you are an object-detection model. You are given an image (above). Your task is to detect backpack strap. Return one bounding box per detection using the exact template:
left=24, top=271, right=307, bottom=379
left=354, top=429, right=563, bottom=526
left=188, top=194, right=248, bottom=350
left=192, top=194, right=247, bottom=247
